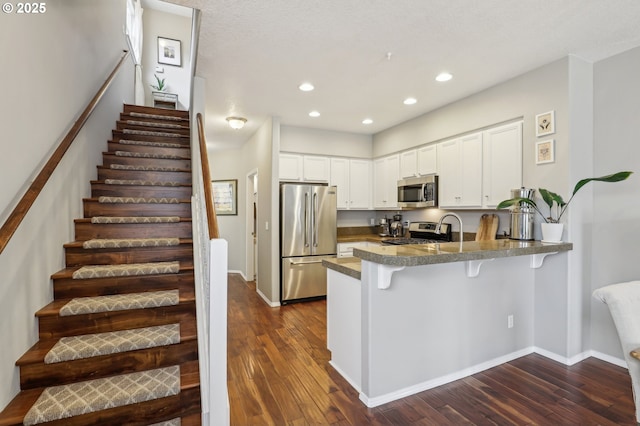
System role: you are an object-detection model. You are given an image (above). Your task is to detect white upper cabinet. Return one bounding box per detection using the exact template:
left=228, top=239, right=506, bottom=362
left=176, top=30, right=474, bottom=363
left=417, top=145, right=437, bottom=175
left=482, top=122, right=522, bottom=207
left=330, top=158, right=372, bottom=210
left=437, top=133, right=483, bottom=208
left=399, top=150, right=418, bottom=179
left=373, top=154, right=400, bottom=209
left=303, top=155, right=330, bottom=182
left=279, top=153, right=303, bottom=181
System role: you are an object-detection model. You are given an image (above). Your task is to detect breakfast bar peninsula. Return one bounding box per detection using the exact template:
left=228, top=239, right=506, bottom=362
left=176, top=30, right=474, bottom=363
left=323, top=239, right=573, bottom=407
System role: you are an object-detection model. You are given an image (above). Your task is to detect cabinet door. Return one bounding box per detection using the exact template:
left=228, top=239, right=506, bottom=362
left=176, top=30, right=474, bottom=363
left=373, top=158, right=387, bottom=208
left=303, top=156, right=330, bottom=182
left=279, top=153, right=303, bottom=181
left=330, top=158, right=349, bottom=209
left=459, top=133, right=483, bottom=207
left=483, top=122, right=522, bottom=207
left=417, top=145, right=437, bottom=175
left=399, top=150, right=418, bottom=179
left=349, top=159, right=372, bottom=209
left=385, top=155, right=400, bottom=208
left=436, top=139, right=461, bottom=207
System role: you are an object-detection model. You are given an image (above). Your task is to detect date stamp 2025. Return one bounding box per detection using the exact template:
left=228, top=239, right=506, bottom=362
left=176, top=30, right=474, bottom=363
left=2, top=2, right=47, bottom=14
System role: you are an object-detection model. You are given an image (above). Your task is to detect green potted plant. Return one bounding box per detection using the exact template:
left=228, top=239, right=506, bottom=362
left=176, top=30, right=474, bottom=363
left=497, top=171, right=632, bottom=241
left=150, top=74, right=167, bottom=92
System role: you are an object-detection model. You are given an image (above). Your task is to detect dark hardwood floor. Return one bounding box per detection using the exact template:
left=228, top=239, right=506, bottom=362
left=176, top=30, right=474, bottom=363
left=227, top=274, right=635, bottom=425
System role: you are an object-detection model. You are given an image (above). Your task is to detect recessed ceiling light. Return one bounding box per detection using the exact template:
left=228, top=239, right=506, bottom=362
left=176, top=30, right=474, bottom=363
left=309, top=111, right=320, bottom=118
left=403, top=97, right=417, bottom=105
left=299, top=82, right=314, bottom=92
left=362, top=118, right=373, bottom=125
left=436, top=72, right=453, bottom=82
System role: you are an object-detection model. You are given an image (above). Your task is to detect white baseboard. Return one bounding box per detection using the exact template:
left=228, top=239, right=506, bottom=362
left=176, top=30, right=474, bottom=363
left=589, top=350, right=628, bottom=369
left=256, top=287, right=280, bottom=307
left=329, top=361, right=361, bottom=393
left=228, top=270, right=247, bottom=281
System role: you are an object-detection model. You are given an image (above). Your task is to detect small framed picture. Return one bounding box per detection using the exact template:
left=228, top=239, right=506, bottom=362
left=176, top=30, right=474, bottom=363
left=535, top=110, right=555, bottom=137
left=536, top=139, right=555, bottom=164
left=212, top=179, right=238, bottom=215
left=157, top=36, right=181, bottom=67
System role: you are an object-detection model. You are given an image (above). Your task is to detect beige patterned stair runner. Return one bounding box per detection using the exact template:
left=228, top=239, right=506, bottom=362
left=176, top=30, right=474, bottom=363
left=122, top=128, right=183, bottom=138
left=115, top=150, right=183, bottom=160
left=126, top=119, right=184, bottom=129
left=149, top=418, right=181, bottom=426
left=98, top=196, right=180, bottom=204
left=72, top=261, right=180, bottom=280
left=119, top=139, right=183, bottom=148
left=129, top=111, right=184, bottom=121
left=59, top=289, right=180, bottom=316
left=104, top=179, right=182, bottom=186
left=45, top=324, right=180, bottom=364
left=110, top=164, right=183, bottom=172
left=91, top=216, right=180, bottom=224
left=82, top=237, right=180, bottom=249
left=23, top=366, right=180, bottom=425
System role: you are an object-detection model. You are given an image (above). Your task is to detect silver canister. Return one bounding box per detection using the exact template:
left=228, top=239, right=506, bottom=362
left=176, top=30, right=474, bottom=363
left=509, top=188, right=535, bottom=240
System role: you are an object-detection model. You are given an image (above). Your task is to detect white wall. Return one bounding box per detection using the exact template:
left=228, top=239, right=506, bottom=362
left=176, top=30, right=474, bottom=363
left=142, top=7, right=192, bottom=109
left=590, top=46, right=640, bottom=360
left=280, top=125, right=373, bottom=158
left=0, top=0, right=133, bottom=407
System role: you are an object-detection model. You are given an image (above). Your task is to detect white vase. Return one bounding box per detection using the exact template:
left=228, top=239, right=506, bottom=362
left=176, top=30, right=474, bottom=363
left=541, top=223, right=564, bottom=242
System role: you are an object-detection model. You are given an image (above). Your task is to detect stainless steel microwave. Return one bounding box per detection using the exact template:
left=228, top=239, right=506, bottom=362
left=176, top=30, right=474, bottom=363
left=397, top=175, right=438, bottom=208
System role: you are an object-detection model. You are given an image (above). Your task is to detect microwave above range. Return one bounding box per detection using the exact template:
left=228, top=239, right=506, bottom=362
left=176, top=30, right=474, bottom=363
left=397, top=175, right=438, bottom=208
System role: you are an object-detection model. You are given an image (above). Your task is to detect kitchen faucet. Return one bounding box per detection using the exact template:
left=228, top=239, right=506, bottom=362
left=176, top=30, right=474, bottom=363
left=436, top=212, right=464, bottom=242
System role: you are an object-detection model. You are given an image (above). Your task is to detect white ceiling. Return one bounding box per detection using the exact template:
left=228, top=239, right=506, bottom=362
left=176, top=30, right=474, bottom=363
left=163, top=0, right=640, bottom=150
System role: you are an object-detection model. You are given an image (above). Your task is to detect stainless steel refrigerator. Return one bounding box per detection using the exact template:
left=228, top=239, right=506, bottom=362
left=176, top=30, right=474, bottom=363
left=280, top=183, right=337, bottom=303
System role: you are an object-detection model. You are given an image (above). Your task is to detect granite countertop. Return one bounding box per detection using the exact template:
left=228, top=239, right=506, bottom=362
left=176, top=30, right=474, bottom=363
left=323, top=257, right=361, bottom=280
left=352, top=239, right=573, bottom=267
left=337, top=234, right=388, bottom=243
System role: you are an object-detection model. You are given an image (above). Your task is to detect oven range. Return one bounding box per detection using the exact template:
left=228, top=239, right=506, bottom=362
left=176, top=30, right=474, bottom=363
left=382, top=221, right=452, bottom=245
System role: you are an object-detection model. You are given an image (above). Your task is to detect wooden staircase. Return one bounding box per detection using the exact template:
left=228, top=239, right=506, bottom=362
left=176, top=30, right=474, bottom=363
left=0, top=105, right=201, bottom=425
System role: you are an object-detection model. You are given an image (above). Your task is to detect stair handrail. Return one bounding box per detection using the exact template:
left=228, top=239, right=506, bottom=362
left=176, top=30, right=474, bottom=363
left=0, top=50, right=130, bottom=255
left=196, top=112, right=220, bottom=239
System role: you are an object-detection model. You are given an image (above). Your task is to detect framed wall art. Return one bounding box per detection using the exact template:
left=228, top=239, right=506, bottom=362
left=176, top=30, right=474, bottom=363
left=212, top=179, right=237, bottom=215
left=536, top=139, right=555, bottom=165
left=157, top=36, right=181, bottom=67
left=535, top=110, right=555, bottom=137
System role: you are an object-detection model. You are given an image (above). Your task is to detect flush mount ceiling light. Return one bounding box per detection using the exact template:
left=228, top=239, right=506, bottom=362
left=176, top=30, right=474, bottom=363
left=298, top=82, right=315, bottom=92
left=362, top=118, right=373, bottom=125
left=403, top=97, right=417, bottom=105
left=435, top=72, right=453, bottom=82
left=226, top=116, right=247, bottom=130
left=309, top=111, right=320, bottom=118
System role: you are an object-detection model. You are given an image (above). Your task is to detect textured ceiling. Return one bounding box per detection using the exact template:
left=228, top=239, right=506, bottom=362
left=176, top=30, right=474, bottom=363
left=164, top=0, right=640, bottom=149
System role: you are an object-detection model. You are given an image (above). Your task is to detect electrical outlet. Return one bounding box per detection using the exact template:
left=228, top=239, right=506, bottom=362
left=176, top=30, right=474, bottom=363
left=265, top=221, right=269, bottom=231
left=507, top=315, right=514, bottom=329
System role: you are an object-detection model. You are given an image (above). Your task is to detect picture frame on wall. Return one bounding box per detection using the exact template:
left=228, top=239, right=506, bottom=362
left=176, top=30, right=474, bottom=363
left=536, top=139, right=555, bottom=165
left=535, top=110, right=555, bottom=137
left=212, top=179, right=238, bottom=215
left=157, top=36, right=181, bottom=67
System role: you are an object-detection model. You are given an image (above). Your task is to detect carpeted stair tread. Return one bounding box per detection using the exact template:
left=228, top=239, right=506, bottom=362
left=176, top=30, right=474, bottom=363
left=22, top=366, right=180, bottom=425
left=109, top=163, right=187, bottom=172
left=71, top=261, right=180, bottom=279
left=128, top=111, right=186, bottom=122
left=44, top=324, right=180, bottom=364
left=122, top=128, right=185, bottom=138
left=148, top=418, right=181, bottom=426
left=102, top=179, right=186, bottom=186
left=97, top=196, right=182, bottom=204
left=88, top=216, right=181, bottom=224
left=81, top=237, right=180, bottom=249
left=118, top=139, right=184, bottom=148
left=51, top=264, right=194, bottom=280
left=58, top=289, right=180, bottom=316
left=125, top=120, right=185, bottom=130
left=115, top=150, right=185, bottom=160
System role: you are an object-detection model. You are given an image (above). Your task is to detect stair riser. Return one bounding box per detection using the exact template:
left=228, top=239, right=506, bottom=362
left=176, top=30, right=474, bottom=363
left=102, top=153, right=191, bottom=170
left=123, top=104, right=190, bottom=120
left=120, top=112, right=190, bottom=127
left=38, top=303, right=196, bottom=339
left=19, top=340, right=198, bottom=390
left=64, top=244, right=194, bottom=267
left=107, top=142, right=191, bottom=159
left=112, top=130, right=189, bottom=146
left=53, top=271, right=195, bottom=299
left=83, top=200, right=192, bottom=218
left=75, top=221, right=193, bottom=240
left=29, top=386, right=201, bottom=426
left=116, top=121, right=190, bottom=137
left=97, top=167, right=192, bottom=183
left=90, top=183, right=192, bottom=199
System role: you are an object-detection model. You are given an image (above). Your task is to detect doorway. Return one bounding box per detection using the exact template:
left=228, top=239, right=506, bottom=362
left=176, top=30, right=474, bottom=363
left=246, top=170, right=258, bottom=282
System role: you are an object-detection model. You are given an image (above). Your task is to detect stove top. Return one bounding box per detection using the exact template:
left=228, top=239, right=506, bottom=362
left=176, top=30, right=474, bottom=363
left=382, top=237, right=442, bottom=245
left=382, top=221, right=452, bottom=245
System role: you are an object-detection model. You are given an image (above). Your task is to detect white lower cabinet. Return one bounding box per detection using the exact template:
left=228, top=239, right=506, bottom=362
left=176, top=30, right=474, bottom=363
left=330, top=158, right=372, bottom=209
left=337, top=241, right=369, bottom=258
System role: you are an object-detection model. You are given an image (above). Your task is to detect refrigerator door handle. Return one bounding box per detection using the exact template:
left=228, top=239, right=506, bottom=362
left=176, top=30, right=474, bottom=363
left=313, top=192, right=318, bottom=247
left=290, top=260, right=324, bottom=265
left=304, top=192, right=309, bottom=247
